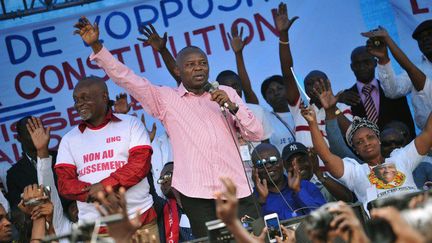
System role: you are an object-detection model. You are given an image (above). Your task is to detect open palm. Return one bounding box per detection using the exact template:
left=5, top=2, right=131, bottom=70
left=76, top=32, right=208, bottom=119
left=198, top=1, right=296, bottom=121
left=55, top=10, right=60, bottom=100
left=73, top=17, right=99, bottom=46
left=275, top=2, right=299, bottom=33
left=26, top=117, right=50, bottom=151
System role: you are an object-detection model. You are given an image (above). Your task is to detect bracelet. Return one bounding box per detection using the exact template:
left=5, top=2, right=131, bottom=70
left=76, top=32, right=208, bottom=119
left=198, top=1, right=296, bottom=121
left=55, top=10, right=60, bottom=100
left=335, top=109, right=342, bottom=115
left=279, top=40, right=289, bottom=45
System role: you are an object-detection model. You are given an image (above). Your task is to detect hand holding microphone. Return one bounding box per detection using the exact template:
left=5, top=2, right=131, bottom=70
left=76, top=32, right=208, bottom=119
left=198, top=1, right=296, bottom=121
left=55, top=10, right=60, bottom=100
left=204, top=81, right=239, bottom=114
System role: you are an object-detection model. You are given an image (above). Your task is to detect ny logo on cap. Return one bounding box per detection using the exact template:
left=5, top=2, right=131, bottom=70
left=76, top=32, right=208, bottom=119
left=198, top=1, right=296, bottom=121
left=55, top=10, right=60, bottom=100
left=290, top=144, right=298, bottom=151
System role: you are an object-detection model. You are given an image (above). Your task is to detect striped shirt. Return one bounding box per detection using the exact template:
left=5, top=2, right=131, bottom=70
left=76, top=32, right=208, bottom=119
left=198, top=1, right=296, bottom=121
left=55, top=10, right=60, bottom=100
left=90, top=47, right=264, bottom=199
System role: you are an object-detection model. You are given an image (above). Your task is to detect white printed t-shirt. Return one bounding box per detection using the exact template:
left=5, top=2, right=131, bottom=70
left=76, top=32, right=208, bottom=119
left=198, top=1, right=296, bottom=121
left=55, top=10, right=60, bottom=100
left=340, top=141, right=423, bottom=210
left=56, top=114, right=153, bottom=224
left=265, top=110, right=296, bottom=153
left=289, top=98, right=352, bottom=165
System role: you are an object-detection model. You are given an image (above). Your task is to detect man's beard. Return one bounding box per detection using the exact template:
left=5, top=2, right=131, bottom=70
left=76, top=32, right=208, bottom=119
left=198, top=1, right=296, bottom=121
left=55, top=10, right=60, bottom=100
left=79, top=111, right=92, bottom=121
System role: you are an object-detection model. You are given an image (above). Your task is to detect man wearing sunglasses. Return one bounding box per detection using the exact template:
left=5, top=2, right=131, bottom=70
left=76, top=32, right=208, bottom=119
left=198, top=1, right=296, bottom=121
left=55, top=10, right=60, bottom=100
left=252, top=143, right=325, bottom=220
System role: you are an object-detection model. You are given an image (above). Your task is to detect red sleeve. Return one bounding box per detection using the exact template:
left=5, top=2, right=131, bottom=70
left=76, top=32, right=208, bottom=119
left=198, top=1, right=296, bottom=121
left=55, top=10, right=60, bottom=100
left=101, top=146, right=152, bottom=189
left=55, top=164, right=91, bottom=202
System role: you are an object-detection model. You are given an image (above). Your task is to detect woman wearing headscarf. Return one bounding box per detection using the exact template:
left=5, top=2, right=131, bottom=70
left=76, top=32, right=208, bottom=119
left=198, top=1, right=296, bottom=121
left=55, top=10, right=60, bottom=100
left=301, top=101, right=432, bottom=211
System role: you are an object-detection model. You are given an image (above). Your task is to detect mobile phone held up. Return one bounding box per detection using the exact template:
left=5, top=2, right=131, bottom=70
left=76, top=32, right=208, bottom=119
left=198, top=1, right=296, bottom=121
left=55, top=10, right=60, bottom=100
left=264, top=213, right=283, bottom=243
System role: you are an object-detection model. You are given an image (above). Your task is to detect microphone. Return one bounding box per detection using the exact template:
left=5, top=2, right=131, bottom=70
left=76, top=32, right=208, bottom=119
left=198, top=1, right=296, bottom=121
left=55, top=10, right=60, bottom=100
left=203, top=81, right=219, bottom=93
left=203, top=81, right=230, bottom=111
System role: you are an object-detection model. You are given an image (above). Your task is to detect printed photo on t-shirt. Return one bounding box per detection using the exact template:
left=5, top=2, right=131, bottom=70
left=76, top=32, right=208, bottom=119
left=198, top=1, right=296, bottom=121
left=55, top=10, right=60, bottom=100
left=368, top=163, right=406, bottom=190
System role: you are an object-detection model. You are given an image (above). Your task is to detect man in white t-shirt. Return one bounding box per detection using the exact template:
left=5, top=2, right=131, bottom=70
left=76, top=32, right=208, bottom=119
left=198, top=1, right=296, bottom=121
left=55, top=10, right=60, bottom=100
left=276, top=10, right=353, bottom=153
left=55, top=76, right=158, bottom=239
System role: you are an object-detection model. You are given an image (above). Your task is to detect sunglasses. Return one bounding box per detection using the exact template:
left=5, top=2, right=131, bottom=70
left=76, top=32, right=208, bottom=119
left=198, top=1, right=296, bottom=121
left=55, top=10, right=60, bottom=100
left=255, top=156, right=280, bottom=168
left=157, top=172, right=173, bottom=184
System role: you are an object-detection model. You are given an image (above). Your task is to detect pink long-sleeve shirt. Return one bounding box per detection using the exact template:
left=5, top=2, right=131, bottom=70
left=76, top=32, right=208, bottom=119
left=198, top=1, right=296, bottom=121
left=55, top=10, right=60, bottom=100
left=90, top=47, right=264, bottom=199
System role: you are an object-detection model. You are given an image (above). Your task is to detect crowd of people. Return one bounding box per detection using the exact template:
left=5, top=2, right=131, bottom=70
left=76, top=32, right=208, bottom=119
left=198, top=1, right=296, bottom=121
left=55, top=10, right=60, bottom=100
left=2, top=2, right=432, bottom=242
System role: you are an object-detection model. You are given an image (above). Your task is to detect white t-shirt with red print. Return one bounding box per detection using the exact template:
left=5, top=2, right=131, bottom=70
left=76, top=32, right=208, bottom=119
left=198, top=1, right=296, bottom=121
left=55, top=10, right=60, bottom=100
left=56, top=114, right=153, bottom=224
left=289, top=98, right=352, bottom=165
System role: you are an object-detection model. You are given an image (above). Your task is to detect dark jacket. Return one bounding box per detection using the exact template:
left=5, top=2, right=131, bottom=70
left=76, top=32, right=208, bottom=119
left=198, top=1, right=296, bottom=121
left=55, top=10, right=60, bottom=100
left=348, top=81, right=416, bottom=139
left=6, top=151, right=57, bottom=210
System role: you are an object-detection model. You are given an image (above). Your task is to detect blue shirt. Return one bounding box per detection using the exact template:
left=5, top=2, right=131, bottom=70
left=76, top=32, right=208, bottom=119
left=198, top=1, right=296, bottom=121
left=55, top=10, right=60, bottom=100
left=413, top=161, right=432, bottom=189
left=259, top=179, right=326, bottom=221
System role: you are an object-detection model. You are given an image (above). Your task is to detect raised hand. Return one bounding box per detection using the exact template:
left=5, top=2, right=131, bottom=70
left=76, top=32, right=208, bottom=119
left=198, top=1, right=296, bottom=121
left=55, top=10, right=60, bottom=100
left=371, top=207, right=425, bottom=243
left=312, top=79, right=337, bottom=110
left=300, top=102, right=317, bottom=124
left=308, top=148, right=323, bottom=179
left=361, top=26, right=390, bottom=62
left=73, top=16, right=100, bottom=46
left=275, top=2, right=299, bottom=33
left=327, top=202, right=369, bottom=243
left=275, top=225, right=296, bottom=243
left=114, top=93, right=133, bottom=114
left=26, top=116, right=51, bottom=158
left=18, top=184, right=48, bottom=215
left=141, top=114, right=157, bottom=143
left=215, top=177, right=238, bottom=226
left=253, top=169, right=269, bottom=204
left=138, top=24, right=168, bottom=52
left=287, top=161, right=301, bottom=193
left=336, top=89, right=361, bottom=106
left=227, top=25, right=247, bottom=54
left=31, top=201, right=54, bottom=225
left=95, top=186, right=143, bottom=243
left=211, top=89, right=236, bottom=111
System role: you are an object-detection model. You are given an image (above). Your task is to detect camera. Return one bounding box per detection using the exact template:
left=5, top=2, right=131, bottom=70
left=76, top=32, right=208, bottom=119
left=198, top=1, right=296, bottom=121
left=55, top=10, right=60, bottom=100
left=369, top=37, right=383, bottom=48
left=303, top=202, right=340, bottom=241
left=366, top=190, right=432, bottom=242
left=21, top=186, right=51, bottom=207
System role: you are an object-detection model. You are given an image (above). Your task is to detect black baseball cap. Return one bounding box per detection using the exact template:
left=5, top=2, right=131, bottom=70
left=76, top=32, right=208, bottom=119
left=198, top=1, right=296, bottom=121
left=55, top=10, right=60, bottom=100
left=282, top=142, right=308, bottom=161
left=412, top=19, right=432, bottom=40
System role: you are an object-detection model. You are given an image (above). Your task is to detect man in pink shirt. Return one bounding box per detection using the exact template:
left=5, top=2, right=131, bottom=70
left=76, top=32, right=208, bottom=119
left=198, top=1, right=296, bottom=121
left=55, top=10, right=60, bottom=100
left=74, top=17, right=264, bottom=237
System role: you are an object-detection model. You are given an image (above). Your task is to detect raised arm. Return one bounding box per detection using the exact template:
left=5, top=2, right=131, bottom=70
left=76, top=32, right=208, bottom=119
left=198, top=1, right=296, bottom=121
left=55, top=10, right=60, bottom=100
left=312, top=79, right=352, bottom=135
left=27, top=117, right=72, bottom=232
left=138, top=24, right=181, bottom=85
left=276, top=2, right=300, bottom=105
left=310, top=150, right=355, bottom=202
left=227, top=25, right=259, bottom=104
left=414, top=112, right=432, bottom=155
left=300, top=105, right=345, bottom=178
left=362, top=26, right=426, bottom=91
left=74, top=17, right=167, bottom=120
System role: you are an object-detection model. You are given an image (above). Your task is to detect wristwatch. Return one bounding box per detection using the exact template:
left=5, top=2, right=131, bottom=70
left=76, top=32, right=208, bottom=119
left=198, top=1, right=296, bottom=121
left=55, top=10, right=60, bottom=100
left=230, top=103, right=239, bottom=115
left=335, top=109, right=342, bottom=116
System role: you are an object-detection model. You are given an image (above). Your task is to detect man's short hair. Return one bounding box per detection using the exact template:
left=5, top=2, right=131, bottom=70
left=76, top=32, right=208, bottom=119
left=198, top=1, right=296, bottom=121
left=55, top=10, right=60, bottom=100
left=261, top=75, right=284, bottom=99
left=412, top=19, right=432, bottom=40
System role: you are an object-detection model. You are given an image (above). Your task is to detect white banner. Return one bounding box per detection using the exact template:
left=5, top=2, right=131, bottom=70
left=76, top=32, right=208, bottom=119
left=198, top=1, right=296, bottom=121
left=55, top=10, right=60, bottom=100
left=1, top=0, right=431, bottom=164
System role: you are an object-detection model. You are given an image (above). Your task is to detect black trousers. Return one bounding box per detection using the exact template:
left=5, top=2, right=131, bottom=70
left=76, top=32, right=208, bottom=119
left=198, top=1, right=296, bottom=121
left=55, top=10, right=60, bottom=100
left=180, top=193, right=260, bottom=238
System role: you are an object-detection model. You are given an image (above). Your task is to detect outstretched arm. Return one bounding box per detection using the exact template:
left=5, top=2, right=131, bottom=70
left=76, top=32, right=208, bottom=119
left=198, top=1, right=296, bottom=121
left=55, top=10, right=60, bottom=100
left=276, top=2, right=300, bottom=105
left=300, top=105, right=345, bottom=178
left=414, top=112, right=432, bottom=155
left=228, top=25, right=259, bottom=104
left=138, top=24, right=181, bottom=85
left=312, top=79, right=352, bottom=135
left=74, top=16, right=167, bottom=120
left=362, top=26, right=426, bottom=91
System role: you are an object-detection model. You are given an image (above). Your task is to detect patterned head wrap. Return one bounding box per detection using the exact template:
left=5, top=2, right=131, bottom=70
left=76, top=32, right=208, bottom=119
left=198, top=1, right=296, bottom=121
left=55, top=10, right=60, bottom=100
left=345, top=116, right=380, bottom=148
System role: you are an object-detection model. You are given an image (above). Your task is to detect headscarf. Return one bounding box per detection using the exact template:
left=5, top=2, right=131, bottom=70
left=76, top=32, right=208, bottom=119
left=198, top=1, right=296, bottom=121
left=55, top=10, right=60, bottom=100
left=345, top=116, right=380, bottom=148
